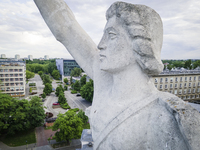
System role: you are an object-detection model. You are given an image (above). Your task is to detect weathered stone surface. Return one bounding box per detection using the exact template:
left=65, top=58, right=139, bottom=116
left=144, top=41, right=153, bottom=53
left=34, top=1, right=200, bottom=149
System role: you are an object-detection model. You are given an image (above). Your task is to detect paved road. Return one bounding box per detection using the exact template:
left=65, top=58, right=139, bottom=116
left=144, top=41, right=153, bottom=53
left=65, top=90, right=92, bottom=112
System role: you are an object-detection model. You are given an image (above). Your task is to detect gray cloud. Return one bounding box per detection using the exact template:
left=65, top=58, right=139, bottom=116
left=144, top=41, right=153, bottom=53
left=0, top=0, right=199, bottom=59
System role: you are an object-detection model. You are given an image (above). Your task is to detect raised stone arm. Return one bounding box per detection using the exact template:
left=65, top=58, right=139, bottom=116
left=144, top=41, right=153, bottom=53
left=34, top=0, right=98, bottom=79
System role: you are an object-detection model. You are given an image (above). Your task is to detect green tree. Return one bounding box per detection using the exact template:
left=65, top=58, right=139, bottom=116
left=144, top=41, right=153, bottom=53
left=70, top=67, right=82, bottom=77
left=70, top=76, right=73, bottom=84
left=52, top=69, right=60, bottom=80
left=52, top=111, right=83, bottom=142
left=80, top=75, right=86, bottom=87
left=55, top=85, right=64, bottom=97
left=64, top=85, right=68, bottom=91
left=26, top=70, right=35, bottom=80
left=77, top=110, right=88, bottom=124
left=48, top=62, right=57, bottom=75
left=73, top=80, right=80, bottom=92
left=0, top=93, right=13, bottom=134
left=193, top=60, right=200, bottom=69
left=42, top=74, right=52, bottom=85
left=58, top=92, right=66, bottom=104
left=184, top=59, right=192, bottom=70
left=80, top=79, right=94, bottom=102
left=43, top=83, right=52, bottom=95
left=28, top=96, right=45, bottom=127
left=64, top=78, right=68, bottom=85
left=38, top=71, right=43, bottom=76
left=42, top=92, right=46, bottom=99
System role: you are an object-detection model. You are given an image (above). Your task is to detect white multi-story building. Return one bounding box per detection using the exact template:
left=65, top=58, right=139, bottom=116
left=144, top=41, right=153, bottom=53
left=0, top=59, right=26, bottom=97
left=44, top=55, right=49, bottom=60
left=28, top=55, right=33, bottom=61
left=1, top=54, right=6, bottom=58
left=15, top=54, right=20, bottom=60
left=152, top=68, right=200, bottom=101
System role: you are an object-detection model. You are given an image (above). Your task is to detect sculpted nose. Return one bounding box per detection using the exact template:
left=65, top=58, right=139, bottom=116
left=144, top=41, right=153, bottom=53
left=97, top=37, right=107, bottom=50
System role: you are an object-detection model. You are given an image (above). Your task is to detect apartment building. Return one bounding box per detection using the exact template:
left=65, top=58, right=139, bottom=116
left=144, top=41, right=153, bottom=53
left=152, top=68, right=200, bottom=101
left=0, top=59, right=26, bottom=97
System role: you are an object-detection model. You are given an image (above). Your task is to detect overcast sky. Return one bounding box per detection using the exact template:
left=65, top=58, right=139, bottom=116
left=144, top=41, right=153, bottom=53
left=0, top=0, right=200, bottom=59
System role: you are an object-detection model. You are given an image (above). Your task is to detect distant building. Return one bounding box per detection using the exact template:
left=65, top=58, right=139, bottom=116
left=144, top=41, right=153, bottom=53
left=1, top=54, right=6, bottom=58
left=28, top=55, right=33, bottom=61
left=44, top=55, right=49, bottom=60
left=0, top=59, right=26, bottom=97
left=152, top=68, right=200, bottom=101
left=56, top=59, right=80, bottom=77
left=15, top=54, right=20, bottom=60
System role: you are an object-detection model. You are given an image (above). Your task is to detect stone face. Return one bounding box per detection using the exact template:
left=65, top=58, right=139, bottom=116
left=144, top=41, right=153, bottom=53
left=34, top=1, right=200, bottom=150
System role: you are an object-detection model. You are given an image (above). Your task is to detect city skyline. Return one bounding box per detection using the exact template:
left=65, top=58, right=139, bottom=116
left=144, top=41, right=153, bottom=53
left=0, top=0, right=200, bottom=59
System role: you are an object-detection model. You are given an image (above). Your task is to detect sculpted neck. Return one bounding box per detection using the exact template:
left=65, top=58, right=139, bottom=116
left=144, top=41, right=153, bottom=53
left=111, top=64, right=157, bottom=102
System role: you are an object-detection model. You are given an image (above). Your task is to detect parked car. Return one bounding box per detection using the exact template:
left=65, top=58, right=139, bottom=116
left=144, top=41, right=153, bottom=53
left=53, top=102, right=60, bottom=105
left=76, top=93, right=81, bottom=97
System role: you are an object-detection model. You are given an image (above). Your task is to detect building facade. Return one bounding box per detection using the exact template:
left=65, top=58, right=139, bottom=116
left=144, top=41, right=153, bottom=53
left=44, top=55, right=49, bottom=60
left=1, top=54, right=6, bottom=58
left=152, top=69, right=200, bottom=101
left=56, top=59, right=80, bottom=77
left=0, top=59, right=26, bottom=97
left=28, top=55, right=33, bottom=61
left=15, top=54, right=20, bottom=60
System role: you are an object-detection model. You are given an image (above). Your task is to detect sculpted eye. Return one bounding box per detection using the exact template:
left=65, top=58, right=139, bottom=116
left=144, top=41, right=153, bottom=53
left=108, top=31, right=117, bottom=40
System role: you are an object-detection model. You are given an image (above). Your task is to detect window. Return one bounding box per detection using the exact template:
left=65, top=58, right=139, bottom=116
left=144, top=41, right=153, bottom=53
left=0, top=79, right=4, bottom=82
left=189, top=83, right=191, bottom=87
left=187, top=95, right=190, bottom=99
left=165, top=85, right=167, bottom=89
left=170, top=78, right=173, bottom=82
left=160, top=78, right=163, bottom=83
left=193, top=89, right=195, bottom=93
left=180, top=77, right=182, bottom=81
left=5, top=74, right=9, bottom=77
left=188, top=89, right=191, bottom=93
left=175, top=77, right=178, bottom=82
left=193, top=83, right=196, bottom=88
left=6, top=87, right=10, bottom=91
left=15, top=87, right=19, bottom=91
left=170, top=90, right=173, bottom=94
left=194, top=76, right=196, bottom=81
left=20, top=87, right=24, bottom=91
left=192, top=95, right=195, bottom=99
left=165, top=78, right=168, bottom=82
left=4, top=69, right=8, bottom=72
left=198, top=88, right=200, bottom=93
left=0, top=69, right=3, bottom=72
left=175, top=84, right=177, bottom=88
left=15, top=74, right=18, bottom=77
left=0, top=74, right=3, bottom=77
left=179, top=90, right=182, bottom=95
left=19, top=69, right=22, bottom=72
left=14, top=69, right=18, bottom=72
left=20, top=78, right=23, bottom=81
left=155, top=78, right=158, bottom=83
left=10, top=78, right=13, bottom=81
left=185, top=77, right=187, bottom=81
left=10, top=74, right=13, bottom=77
left=170, top=84, right=173, bottom=88
left=5, top=83, right=9, bottom=86
left=9, top=69, right=13, bottom=72
left=15, top=78, right=18, bottom=81
left=160, top=85, right=162, bottom=89
left=198, top=82, right=200, bottom=86
left=19, top=74, right=23, bottom=76
left=15, top=83, right=19, bottom=86
left=5, top=79, right=9, bottom=81
left=10, top=87, right=14, bottom=91
left=1, top=88, right=4, bottom=91
left=174, top=90, right=177, bottom=95
left=189, top=77, right=192, bottom=81
left=184, top=83, right=187, bottom=87
left=10, top=83, right=14, bottom=86
left=199, top=76, right=200, bottom=81
left=20, top=82, right=23, bottom=85
left=180, top=84, right=182, bottom=88
left=184, top=89, right=187, bottom=94
left=183, top=96, right=186, bottom=100
left=197, top=95, right=199, bottom=98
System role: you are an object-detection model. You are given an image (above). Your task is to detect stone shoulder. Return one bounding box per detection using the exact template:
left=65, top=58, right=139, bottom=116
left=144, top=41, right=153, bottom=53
left=157, top=91, right=200, bottom=150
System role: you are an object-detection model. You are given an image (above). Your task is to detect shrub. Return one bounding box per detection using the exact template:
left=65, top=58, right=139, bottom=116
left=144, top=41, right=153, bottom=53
left=69, top=108, right=79, bottom=112
left=64, top=85, right=68, bottom=91
left=71, top=90, right=77, bottom=94
left=60, top=103, right=71, bottom=109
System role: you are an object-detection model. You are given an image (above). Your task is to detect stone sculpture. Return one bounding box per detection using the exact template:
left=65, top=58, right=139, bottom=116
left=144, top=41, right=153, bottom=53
left=34, top=0, right=200, bottom=149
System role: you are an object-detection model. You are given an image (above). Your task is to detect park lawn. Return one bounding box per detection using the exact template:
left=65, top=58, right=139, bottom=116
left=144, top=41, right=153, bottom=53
left=2, top=129, right=36, bottom=147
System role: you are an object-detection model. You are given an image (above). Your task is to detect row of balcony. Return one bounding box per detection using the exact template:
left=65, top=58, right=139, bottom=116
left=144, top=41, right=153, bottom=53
left=0, top=74, right=24, bottom=77
left=0, top=69, right=24, bottom=72
left=0, top=78, right=24, bottom=82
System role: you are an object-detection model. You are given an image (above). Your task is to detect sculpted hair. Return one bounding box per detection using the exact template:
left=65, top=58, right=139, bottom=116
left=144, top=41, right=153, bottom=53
left=106, top=2, right=164, bottom=75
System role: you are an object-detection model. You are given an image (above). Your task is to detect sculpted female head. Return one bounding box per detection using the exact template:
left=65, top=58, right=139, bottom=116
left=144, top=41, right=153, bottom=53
left=98, top=1, right=163, bottom=75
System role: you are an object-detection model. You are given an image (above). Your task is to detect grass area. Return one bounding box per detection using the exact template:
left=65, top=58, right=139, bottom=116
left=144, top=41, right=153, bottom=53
left=2, top=129, right=36, bottom=147
left=45, top=126, right=53, bottom=130
left=31, top=87, right=37, bottom=90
